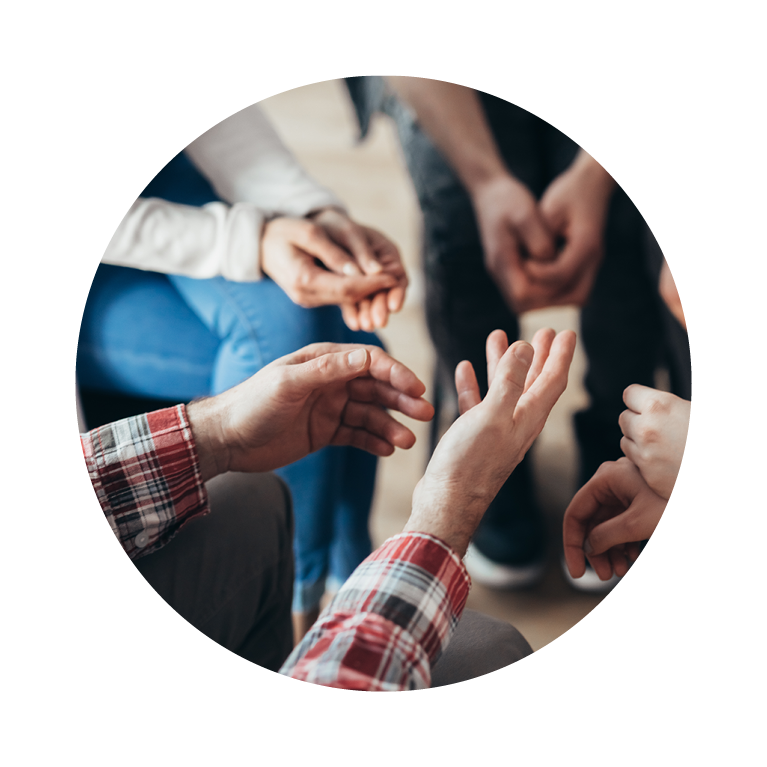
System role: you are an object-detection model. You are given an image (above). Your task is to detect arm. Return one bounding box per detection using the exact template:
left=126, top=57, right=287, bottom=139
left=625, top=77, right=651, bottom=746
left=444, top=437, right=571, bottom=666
left=386, top=77, right=556, bottom=312
left=282, top=328, right=576, bottom=689
left=105, top=103, right=407, bottom=325
left=189, top=103, right=408, bottom=328
left=83, top=343, right=434, bottom=557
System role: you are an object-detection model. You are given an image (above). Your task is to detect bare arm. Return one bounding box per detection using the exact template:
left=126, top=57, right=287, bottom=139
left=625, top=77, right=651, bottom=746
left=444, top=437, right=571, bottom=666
left=386, top=78, right=508, bottom=193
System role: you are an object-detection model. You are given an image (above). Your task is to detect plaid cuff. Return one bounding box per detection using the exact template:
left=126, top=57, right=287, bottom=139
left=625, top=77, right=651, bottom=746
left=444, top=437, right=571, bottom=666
left=82, top=404, right=209, bottom=559
left=281, top=532, right=471, bottom=690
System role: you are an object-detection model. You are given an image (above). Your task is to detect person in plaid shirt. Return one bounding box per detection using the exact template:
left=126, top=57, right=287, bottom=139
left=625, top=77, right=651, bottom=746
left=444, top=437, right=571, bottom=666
left=83, top=329, right=575, bottom=690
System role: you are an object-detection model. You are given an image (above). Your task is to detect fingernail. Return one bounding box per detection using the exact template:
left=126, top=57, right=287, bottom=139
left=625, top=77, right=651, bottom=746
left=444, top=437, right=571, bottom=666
left=584, top=539, right=593, bottom=556
left=347, top=349, right=367, bottom=369
left=514, top=343, right=533, bottom=364
left=343, top=263, right=363, bottom=276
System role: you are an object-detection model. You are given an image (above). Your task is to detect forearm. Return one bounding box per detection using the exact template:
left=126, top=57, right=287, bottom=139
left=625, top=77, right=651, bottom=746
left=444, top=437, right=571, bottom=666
left=386, top=77, right=508, bottom=193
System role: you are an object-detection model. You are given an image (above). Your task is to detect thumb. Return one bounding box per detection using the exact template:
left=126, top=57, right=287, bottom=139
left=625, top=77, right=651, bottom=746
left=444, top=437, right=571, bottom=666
left=291, top=348, right=371, bottom=394
left=584, top=508, right=637, bottom=557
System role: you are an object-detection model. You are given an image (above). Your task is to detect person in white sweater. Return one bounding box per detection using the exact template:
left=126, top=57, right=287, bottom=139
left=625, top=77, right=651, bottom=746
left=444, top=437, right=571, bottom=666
left=77, top=103, right=408, bottom=638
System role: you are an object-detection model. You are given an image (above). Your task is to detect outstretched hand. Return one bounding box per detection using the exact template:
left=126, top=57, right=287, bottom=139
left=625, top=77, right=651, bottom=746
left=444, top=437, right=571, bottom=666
left=188, top=342, right=434, bottom=482
left=405, top=328, right=576, bottom=557
left=563, top=457, right=667, bottom=582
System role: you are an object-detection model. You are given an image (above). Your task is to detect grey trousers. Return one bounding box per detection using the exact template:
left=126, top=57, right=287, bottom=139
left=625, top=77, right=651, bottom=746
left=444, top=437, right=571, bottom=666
left=134, top=472, right=532, bottom=685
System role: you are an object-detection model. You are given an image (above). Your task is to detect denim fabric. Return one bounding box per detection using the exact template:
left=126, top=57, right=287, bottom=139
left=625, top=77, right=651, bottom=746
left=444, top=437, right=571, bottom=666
left=78, top=148, right=382, bottom=611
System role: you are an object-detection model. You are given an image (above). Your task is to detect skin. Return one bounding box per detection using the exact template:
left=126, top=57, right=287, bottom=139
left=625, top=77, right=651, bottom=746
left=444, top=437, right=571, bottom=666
left=405, top=328, right=577, bottom=557
left=563, top=457, right=667, bottom=581
left=385, top=77, right=616, bottom=313
left=619, top=384, right=691, bottom=500
left=260, top=207, right=409, bottom=331
left=187, top=342, right=434, bottom=483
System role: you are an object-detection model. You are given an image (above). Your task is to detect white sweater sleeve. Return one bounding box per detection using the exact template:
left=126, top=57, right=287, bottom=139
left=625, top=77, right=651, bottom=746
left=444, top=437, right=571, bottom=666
left=102, top=103, right=342, bottom=282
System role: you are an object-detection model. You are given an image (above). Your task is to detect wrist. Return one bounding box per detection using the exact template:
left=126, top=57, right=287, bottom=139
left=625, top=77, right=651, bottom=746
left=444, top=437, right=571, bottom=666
left=186, top=397, right=232, bottom=483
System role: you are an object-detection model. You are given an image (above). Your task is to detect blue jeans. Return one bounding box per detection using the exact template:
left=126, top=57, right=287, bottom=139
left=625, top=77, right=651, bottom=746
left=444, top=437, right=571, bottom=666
left=78, top=263, right=381, bottom=612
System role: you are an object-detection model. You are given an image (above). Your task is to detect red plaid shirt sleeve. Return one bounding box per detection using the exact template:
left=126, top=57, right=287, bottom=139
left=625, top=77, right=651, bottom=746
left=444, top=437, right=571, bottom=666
left=280, top=532, right=471, bottom=690
left=81, top=405, right=209, bottom=559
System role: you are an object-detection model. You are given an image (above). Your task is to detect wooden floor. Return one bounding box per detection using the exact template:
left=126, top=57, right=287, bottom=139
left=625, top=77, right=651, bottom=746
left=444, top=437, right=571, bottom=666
left=260, top=79, right=607, bottom=651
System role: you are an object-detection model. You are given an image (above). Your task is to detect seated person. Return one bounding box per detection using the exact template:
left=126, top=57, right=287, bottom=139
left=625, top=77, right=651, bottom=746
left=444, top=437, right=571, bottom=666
left=77, top=103, right=408, bottom=637
left=82, top=328, right=576, bottom=689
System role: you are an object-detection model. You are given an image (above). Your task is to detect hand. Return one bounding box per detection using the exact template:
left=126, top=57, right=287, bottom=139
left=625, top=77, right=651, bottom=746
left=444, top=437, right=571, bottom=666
left=563, top=457, right=667, bottom=581
left=523, top=151, right=615, bottom=308
left=260, top=216, right=398, bottom=310
left=188, top=342, right=435, bottom=482
left=471, top=174, right=558, bottom=313
left=308, top=208, right=409, bottom=331
left=619, top=385, right=691, bottom=499
left=404, top=327, right=576, bottom=557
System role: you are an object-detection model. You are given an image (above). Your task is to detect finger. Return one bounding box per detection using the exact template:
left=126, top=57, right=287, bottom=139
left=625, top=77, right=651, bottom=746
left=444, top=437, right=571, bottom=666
left=609, top=546, right=630, bottom=578
left=585, top=550, right=615, bottom=581
left=387, top=285, right=407, bottom=313
left=366, top=347, right=427, bottom=397
left=347, top=377, right=435, bottom=421
left=298, top=266, right=397, bottom=307
left=563, top=483, right=601, bottom=578
left=585, top=510, right=641, bottom=556
left=625, top=541, right=642, bottom=563
left=295, top=222, right=367, bottom=276
left=516, top=210, right=556, bottom=262
left=357, top=298, right=374, bottom=331
left=341, top=303, right=360, bottom=332
left=331, top=425, right=395, bottom=456
left=622, top=384, right=658, bottom=414
left=485, top=340, right=534, bottom=411
left=524, top=327, right=556, bottom=392
left=485, top=330, right=509, bottom=386
left=619, top=435, right=642, bottom=466
left=340, top=225, right=385, bottom=275
left=618, top=409, right=640, bottom=441
left=514, top=330, right=576, bottom=432
left=289, top=348, right=372, bottom=396
left=455, top=360, right=481, bottom=415
left=370, top=291, right=390, bottom=328
left=342, top=401, right=416, bottom=449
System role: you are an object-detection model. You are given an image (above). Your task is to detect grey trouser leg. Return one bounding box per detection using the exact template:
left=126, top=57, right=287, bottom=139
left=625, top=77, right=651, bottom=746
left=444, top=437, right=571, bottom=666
left=134, top=472, right=295, bottom=672
left=430, top=609, right=533, bottom=687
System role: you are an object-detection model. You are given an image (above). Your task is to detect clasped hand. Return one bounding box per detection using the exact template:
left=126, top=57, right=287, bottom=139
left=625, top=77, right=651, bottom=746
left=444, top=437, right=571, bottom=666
left=472, top=151, right=614, bottom=314
left=260, top=207, right=408, bottom=331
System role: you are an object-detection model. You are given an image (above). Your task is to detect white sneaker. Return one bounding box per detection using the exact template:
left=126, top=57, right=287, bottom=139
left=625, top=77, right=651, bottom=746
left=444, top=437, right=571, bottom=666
left=465, top=543, right=547, bottom=589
